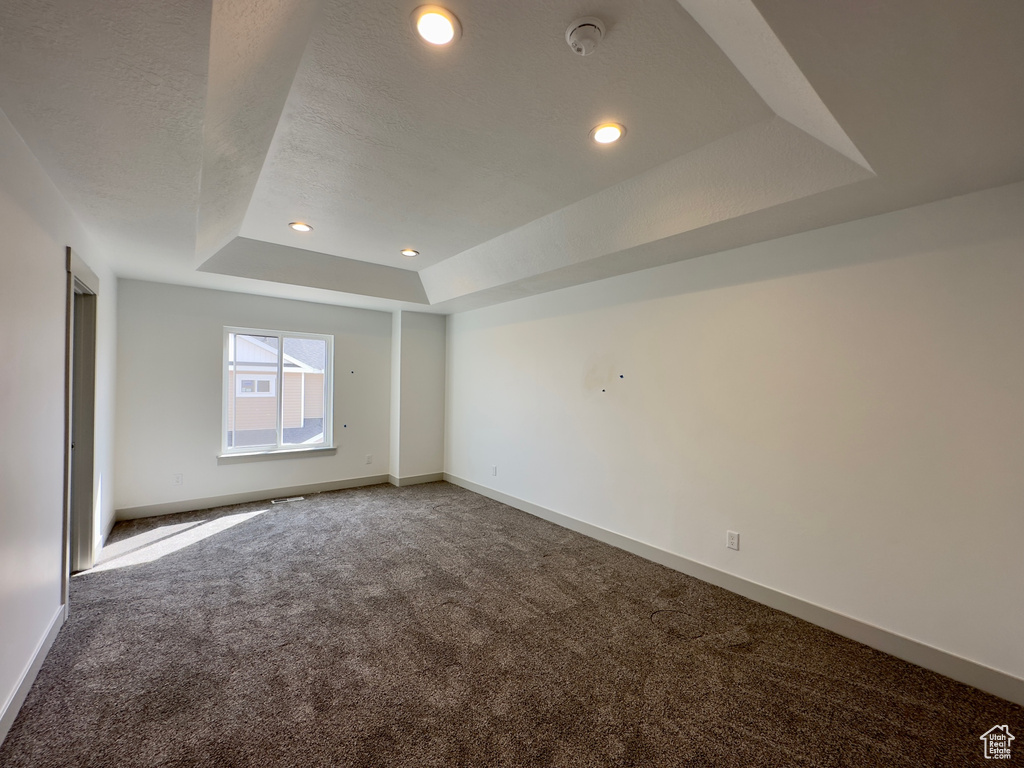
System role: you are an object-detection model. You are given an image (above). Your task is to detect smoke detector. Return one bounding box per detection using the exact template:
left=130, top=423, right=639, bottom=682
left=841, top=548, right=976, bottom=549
left=565, top=17, right=605, bottom=56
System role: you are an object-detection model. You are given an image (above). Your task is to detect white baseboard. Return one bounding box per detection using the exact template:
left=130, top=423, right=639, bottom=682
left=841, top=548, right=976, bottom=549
left=444, top=474, right=1024, bottom=707
left=389, top=472, right=444, bottom=487
left=116, top=475, right=390, bottom=520
left=0, top=604, right=65, bottom=746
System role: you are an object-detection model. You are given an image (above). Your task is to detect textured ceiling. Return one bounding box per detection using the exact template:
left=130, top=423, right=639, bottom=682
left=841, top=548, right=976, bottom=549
left=0, top=0, right=209, bottom=265
left=237, top=0, right=769, bottom=271
left=1, top=0, right=1022, bottom=312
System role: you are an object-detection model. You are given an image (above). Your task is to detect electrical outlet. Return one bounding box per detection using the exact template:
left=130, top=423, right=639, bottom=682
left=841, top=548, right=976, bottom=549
left=491, top=465, right=498, bottom=477
left=365, top=454, right=373, bottom=465
left=727, top=531, right=740, bottom=551
left=172, top=473, right=183, bottom=486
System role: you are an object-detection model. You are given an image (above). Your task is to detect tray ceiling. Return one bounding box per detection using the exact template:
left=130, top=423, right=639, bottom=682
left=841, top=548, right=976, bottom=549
left=1, top=0, right=1022, bottom=312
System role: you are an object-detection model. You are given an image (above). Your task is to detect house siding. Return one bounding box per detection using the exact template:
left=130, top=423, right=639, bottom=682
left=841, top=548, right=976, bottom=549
left=303, top=373, right=324, bottom=418
left=282, top=372, right=303, bottom=429
left=226, top=371, right=326, bottom=437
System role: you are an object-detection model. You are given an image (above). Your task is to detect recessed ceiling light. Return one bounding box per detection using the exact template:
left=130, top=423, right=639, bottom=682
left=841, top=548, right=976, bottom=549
left=413, top=6, right=461, bottom=46
left=591, top=123, right=625, bottom=144
left=289, top=221, right=313, bottom=232
left=400, top=248, right=420, bottom=257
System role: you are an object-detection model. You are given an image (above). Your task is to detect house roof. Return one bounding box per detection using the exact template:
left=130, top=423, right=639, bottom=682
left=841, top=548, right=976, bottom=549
left=1, top=0, right=1022, bottom=312
left=283, top=337, right=326, bottom=372
left=235, top=334, right=325, bottom=372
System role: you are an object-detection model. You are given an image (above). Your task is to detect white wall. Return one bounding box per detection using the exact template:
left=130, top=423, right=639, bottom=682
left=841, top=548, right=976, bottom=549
left=114, top=280, right=391, bottom=514
left=94, top=278, right=118, bottom=545
left=446, top=182, right=1024, bottom=682
left=391, top=311, right=446, bottom=481
left=0, top=108, right=117, bottom=736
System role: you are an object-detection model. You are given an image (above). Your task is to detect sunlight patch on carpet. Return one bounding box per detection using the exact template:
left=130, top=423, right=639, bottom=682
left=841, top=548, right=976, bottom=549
left=88, top=510, right=267, bottom=572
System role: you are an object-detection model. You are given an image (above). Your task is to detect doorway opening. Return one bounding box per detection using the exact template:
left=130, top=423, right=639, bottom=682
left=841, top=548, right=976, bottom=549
left=63, top=247, right=99, bottom=603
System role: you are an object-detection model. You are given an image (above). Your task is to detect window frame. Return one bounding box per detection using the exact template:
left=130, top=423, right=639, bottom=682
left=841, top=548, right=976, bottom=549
left=222, top=326, right=334, bottom=455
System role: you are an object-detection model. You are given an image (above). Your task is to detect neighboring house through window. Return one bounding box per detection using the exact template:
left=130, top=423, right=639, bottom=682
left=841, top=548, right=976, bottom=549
left=223, top=328, right=333, bottom=453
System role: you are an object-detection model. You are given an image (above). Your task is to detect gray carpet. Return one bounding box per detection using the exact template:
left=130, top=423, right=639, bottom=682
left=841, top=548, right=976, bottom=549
left=1, top=482, right=1019, bottom=766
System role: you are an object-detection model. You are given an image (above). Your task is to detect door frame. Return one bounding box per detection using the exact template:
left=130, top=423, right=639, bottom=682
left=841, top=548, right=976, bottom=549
left=62, top=247, right=99, bottom=604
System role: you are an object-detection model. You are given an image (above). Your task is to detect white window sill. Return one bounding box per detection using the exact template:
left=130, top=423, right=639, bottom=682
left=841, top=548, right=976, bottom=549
left=217, top=445, right=337, bottom=464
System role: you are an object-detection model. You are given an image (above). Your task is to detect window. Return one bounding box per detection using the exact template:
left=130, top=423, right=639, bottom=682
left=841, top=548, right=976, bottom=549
left=223, top=328, right=333, bottom=453
left=237, top=375, right=275, bottom=397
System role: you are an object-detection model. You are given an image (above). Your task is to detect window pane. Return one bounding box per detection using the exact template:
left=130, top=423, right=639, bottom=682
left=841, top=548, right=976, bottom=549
left=228, top=334, right=279, bottom=448
left=282, top=336, right=326, bottom=446
left=225, top=329, right=331, bottom=453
